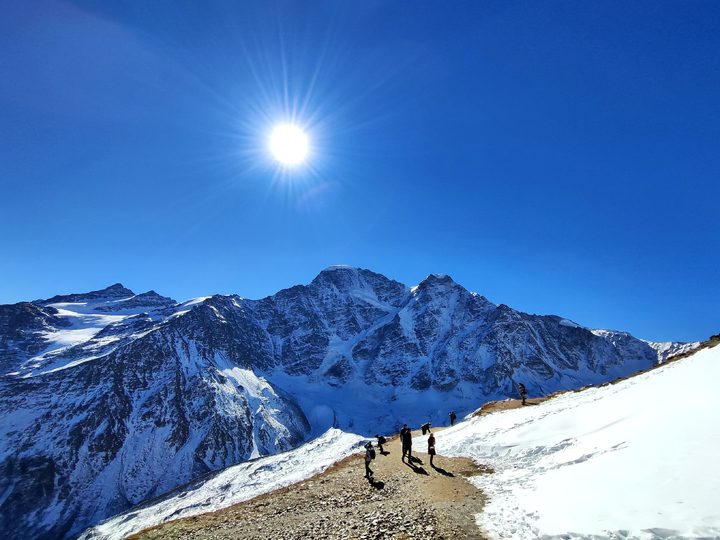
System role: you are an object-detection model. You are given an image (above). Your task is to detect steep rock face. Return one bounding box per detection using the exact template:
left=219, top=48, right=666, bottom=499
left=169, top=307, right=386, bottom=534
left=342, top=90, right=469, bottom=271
left=0, top=289, right=309, bottom=540
left=0, top=268, right=695, bottom=539
left=250, top=267, right=408, bottom=376
left=600, top=330, right=700, bottom=363
left=0, top=302, right=71, bottom=372
left=93, top=290, right=176, bottom=312
left=365, top=274, right=496, bottom=389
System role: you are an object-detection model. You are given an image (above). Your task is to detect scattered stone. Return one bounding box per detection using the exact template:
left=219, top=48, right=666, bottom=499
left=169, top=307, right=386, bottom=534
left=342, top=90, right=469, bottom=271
left=129, top=435, right=487, bottom=540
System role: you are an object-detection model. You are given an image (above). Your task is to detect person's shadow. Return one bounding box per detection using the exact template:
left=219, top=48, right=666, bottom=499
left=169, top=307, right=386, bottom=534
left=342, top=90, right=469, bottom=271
left=408, top=455, right=423, bottom=465
left=431, top=464, right=454, bottom=477
left=369, top=479, right=385, bottom=489
left=404, top=460, right=429, bottom=475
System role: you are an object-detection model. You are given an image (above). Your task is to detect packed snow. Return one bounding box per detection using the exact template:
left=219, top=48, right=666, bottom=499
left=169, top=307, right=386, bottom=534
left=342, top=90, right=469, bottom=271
left=79, top=429, right=366, bottom=540
left=432, top=344, right=720, bottom=539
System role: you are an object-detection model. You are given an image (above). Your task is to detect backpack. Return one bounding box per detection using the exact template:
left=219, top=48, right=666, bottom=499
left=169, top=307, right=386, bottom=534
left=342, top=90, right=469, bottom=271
left=368, top=447, right=376, bottom=460
left=377, top=436, right=386, bottom=445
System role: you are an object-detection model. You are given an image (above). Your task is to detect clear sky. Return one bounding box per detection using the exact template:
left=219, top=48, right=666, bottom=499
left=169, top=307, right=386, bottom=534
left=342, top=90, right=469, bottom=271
left=1, top=1, right=718, bottom=342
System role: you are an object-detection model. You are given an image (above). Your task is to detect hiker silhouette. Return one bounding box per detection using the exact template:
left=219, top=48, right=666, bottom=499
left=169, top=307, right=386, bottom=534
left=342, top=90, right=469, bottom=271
left=427, top=430, right=436, bottom=467
left=400, top=424, right=413, bottom=461
left=363, top=442, right=375, bottom=481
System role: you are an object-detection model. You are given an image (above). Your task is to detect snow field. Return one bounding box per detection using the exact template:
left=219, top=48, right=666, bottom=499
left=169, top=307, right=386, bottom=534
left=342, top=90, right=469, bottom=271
left=437, top=345, right=720, bottom=539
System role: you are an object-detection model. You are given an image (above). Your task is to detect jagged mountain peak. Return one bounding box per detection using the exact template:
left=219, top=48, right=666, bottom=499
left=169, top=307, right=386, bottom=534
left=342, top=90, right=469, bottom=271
left=139, top=289, right=163, bottom=298
left=92, top=289, right=177, bottom=313
left=105, top=282, right=131, bottom=292
left=414, top=272, right=463, bottom=291
left=307, top=266, right=409, bottom=309
left=39, top=282, right=135, bottom=304
left=132, top=289, right=176, bottom=304
left=312, top=265, right=362, bottom=280
left=319, top=264, right=360, bottom=272
left=311, top=265, right=401, bottom=289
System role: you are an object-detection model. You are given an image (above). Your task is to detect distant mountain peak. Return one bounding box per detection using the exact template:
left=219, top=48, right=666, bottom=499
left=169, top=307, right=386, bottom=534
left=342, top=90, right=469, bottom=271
left=91, top=289, right=177, bottom=313
left=322, top=264, right=359, bottom=271
left=312, top=265, right=391, bottom=287
left=133, top=290, right=173, bottom=301
left=39, top=283, right=135, bottom=304
left=415, top=272, right=462, bottom=291
left=106, top=282, right=130, bottom=291
left=313, top=265, right=363, bottom=280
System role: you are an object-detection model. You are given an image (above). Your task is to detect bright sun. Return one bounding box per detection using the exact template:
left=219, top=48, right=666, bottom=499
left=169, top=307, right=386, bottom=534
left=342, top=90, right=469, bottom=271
left=269, top=124, right=309, bottom=166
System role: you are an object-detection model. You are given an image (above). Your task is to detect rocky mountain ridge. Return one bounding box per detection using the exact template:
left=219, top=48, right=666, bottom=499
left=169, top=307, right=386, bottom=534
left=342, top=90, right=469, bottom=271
left=0, top=267, right=696, bottom=539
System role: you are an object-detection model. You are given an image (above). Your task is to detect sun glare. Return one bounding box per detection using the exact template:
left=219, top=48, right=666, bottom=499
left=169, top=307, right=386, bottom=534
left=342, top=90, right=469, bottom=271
left=269, top=124, right=309, bottom=166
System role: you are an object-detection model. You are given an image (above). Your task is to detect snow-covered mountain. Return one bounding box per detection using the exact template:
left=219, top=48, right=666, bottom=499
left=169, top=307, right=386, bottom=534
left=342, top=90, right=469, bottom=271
left=83, top=339, right=720, bottom=540
left=78, top=429, right=366, bottom=540
left=0, top=267, right=697, bottom=539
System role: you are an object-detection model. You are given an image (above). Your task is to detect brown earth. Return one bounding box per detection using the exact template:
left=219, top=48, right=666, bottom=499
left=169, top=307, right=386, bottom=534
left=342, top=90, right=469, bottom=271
left=130, top=430, right=490, bottom=540
left=473, top=396, right=550, bottom=416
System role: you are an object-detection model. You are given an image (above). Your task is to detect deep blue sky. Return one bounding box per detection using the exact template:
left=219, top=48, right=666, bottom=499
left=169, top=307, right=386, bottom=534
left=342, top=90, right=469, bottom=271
left=1, top=1, right=718, bottom=342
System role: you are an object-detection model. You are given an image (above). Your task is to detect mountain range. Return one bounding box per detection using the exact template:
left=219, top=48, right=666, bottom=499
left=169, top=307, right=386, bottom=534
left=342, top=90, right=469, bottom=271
left=0, top=266, right=697, bottom=539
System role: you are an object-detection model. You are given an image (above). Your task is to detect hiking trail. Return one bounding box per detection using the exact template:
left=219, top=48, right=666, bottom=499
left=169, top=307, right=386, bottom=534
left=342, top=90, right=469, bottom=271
left=130, top=428, right=490, bottom=540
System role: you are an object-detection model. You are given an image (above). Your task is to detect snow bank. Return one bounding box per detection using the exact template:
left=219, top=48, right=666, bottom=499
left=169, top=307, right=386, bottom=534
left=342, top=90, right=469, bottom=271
left=79, top=429, right=365, bottom=540
left=438, top=345, right=720, bottom=539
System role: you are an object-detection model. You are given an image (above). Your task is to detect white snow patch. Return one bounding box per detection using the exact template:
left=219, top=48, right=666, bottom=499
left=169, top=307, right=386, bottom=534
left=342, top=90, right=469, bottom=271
left=437, top=344, right=720, bottom=539
left=644, top=340, right=701, bottom=363
left=20, top=308, right=126, bottom=375
left=398, top=307, right=416, bottom=340
left=79, top=429, right=365, bottom=540
left=181, top=296, right=212, bottom=307
left=36, top=308, right=124, bottom=352
left=559, top=318, right=584, bottom=329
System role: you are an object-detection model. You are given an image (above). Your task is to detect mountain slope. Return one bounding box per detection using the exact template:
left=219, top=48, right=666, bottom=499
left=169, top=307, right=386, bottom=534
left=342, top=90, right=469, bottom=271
left=88, top=341, right=719, bottom=540
left=0, top=268, right=696, bottom=538
left=0, top=287, right=310, bottom=539
left=438, top=339, right=720, bottom=538
left=78, top=429, right=366, bottom=540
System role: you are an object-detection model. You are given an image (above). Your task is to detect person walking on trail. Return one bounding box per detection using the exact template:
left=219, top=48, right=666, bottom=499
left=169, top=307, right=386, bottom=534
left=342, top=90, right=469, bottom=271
left=421, top=422, right=431, bottom=435
left=401, top=425, right=413, bottom=461
left=364, top=442, right=375, bottom=480
left=518, top=382, right=527, bottom=406
left=449, top=411, right=457, bottom=426
left=427, top=430, right=437, bottom=467
left=375, top=434, right=387, bottom=454
left=400, top=425, right=409, bottom=460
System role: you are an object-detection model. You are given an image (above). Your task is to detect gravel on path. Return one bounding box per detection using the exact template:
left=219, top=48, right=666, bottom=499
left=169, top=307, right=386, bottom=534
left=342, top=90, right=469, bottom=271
left=130, top=430, right=490, bottom=540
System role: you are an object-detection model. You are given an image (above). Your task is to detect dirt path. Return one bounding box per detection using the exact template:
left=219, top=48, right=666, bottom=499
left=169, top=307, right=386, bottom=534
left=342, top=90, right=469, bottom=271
left=130, top=430, right=490, bottom=540
left=474, top=396, right=548, bottom=416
